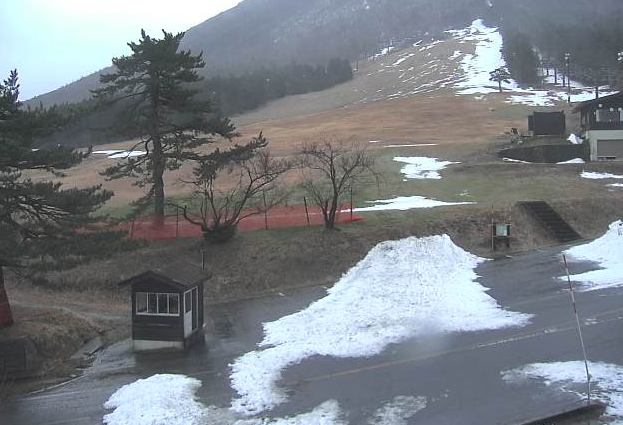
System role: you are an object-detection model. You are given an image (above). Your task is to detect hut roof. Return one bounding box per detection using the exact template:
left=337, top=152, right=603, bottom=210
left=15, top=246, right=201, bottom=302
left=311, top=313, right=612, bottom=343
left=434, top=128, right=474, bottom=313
left=572, top=92, right=623, bottom=113
left=119, top=261, right=211, bottom=289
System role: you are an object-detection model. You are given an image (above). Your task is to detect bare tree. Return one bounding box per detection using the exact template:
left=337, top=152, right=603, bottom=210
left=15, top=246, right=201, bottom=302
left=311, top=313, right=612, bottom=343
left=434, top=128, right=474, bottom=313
left=178, top=139, right=292, bottom=243
left=298, top=139, right=376, bottom=230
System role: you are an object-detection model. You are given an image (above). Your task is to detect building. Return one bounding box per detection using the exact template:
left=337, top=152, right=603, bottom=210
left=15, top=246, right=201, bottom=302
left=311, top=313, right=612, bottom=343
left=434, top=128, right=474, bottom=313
left=119, top=262, right=209, bottom=351
left=528, top=111, right=566, bottom=136
left=573, top=92, right=623, bottom=161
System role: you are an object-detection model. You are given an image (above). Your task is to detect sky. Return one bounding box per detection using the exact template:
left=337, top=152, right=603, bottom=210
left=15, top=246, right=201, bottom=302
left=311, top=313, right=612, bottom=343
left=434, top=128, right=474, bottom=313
left=0, top=0, right=241, bottom=100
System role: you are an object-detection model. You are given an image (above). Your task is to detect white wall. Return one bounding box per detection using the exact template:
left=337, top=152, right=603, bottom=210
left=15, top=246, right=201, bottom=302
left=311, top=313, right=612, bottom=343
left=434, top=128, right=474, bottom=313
left=586, top=130, right=623, bottom=160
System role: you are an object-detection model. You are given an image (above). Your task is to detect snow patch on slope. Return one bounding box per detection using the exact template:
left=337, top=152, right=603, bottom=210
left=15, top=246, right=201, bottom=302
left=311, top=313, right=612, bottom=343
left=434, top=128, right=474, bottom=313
left=393, top=157, right=458, bottom=179
left=355, top=196, right=474, bottom=212
left=230, top=235, right=531, bottom=415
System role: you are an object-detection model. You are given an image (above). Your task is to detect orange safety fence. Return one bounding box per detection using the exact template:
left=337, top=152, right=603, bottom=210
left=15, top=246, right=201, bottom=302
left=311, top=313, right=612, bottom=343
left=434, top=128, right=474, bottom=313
left=118, top=203, right=364, bottom=240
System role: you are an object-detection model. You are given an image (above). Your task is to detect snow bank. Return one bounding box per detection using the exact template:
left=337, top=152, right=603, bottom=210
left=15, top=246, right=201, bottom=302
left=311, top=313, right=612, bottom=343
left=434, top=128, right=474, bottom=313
left=354, top=196, right=474, bottom=212
left=581, top=171, right=623, bottom=180
left=503, top=361, right=623, bottom=423
left=367, top=396, right=427, bottom=425
left=103, top=374, right=209, bottom=425
left=562, top=221, right=623, bottom=291
left=230, top=235, right=531, bottom=415
left=394, top=157, right=458, bottom=179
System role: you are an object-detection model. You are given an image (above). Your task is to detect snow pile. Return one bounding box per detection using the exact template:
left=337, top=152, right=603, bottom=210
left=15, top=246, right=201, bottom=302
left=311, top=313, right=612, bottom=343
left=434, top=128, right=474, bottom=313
left=562, top=221, right=623, bottom=291
left=581, top=171, right=623, bottom=180
left=394, top=157, right=458, bottom=179
left=230, top=235, right=531, bottom=415
left=568, top=134, right=583, bottom=145
left=557, top=158, right=585, bottom=164
left=354, top=196, right=474, bottom=212
left=503, top=361, right=623, bottom=423
left=103, top=374, right=210, bottom=425
left=608, top=183, right=623, bottom=188
left=367, top=396, right=427, bottom=425
left=93, top=149, right=146, bottom=159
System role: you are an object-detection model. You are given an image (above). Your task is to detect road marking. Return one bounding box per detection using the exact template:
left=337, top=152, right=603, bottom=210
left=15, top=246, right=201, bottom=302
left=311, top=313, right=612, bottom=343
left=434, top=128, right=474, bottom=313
left=291, top=306, right=623, bottom=385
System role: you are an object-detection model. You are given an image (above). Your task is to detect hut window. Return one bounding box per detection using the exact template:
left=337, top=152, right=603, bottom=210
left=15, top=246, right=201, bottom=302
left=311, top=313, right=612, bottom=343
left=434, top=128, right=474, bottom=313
left=136, top=293, right=148, bottom=314
left=185, top=291, right=192, bottom=313
left=148, top=293, right=158, bottom=314
left=169, top=294, right=180, bottom=315
left=136, top=292, right=181, bottom=316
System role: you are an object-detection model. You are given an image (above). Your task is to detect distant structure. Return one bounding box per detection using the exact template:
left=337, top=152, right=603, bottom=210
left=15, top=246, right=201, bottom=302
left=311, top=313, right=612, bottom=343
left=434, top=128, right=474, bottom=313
left=528, top=111, right=566, bottom=136
left=119, top=262, right=209, bottom=351
left=573, top=92, right=623, bottom=161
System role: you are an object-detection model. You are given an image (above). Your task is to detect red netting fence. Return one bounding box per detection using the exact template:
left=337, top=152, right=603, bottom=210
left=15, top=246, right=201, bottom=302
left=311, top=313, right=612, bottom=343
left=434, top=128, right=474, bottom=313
left=117, top=203, right=363, bottom=240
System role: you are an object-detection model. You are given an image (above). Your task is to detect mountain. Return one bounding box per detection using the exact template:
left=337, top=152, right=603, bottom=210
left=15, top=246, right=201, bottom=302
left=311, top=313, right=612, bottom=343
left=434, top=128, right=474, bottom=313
left=27, top=0, right=486, bottom=108
left=26, top=0, right=623, bottom=108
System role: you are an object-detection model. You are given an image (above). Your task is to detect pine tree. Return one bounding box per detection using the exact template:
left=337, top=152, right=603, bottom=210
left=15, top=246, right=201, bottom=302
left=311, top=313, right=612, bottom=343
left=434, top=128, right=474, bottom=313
left=0, top=70, right=126, bottom=328
left=92, top=30, right=237, bottom=219
left=489, top=67, right=512, bottom=92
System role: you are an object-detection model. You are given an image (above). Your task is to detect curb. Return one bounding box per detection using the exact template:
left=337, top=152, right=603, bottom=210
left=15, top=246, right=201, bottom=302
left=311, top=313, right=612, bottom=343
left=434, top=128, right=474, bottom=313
left=512, top=402, right=607, bottom=425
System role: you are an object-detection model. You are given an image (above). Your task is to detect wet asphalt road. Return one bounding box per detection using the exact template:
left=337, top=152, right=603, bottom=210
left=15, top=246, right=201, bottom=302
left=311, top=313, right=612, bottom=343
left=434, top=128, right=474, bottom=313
left=2, top=243, right=623, bottom=425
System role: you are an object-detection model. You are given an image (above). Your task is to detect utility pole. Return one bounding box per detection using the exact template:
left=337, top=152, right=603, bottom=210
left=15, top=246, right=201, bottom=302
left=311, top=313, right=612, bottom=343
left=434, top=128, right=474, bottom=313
left=565, top=53, right=571, bottom=103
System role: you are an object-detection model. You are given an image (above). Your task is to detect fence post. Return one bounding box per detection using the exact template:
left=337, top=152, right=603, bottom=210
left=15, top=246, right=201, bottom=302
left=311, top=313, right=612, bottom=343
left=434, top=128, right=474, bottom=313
left=350, top=187, right=354, bottom=221
left=263, top=191, right=268, bottom=230
left=176, top=209, right=179, bottom=238
left=129, top=218, right=135, bottom=238
left=303, top=197, right=311, bottom=226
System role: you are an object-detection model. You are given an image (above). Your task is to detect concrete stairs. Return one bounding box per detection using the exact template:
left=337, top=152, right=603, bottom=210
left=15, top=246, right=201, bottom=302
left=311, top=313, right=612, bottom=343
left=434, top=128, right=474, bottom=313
left=520, top=201, right=581, bottom=243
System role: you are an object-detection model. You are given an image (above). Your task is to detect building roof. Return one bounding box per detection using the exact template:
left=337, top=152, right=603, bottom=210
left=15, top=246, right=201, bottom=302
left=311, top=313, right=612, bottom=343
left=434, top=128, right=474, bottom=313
left=572, top=91, right=623, bottom=113
left=119, top=261, right=211, bottom=289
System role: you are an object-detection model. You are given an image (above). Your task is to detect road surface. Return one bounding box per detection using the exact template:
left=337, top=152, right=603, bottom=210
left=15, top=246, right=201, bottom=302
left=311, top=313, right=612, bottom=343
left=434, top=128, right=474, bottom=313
left=1, top=244, right=621, bottom=424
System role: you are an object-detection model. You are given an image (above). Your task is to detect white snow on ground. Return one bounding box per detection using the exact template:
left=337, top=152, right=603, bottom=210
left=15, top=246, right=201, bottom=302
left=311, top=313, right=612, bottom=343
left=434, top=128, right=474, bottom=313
left=367, top=396, right=427, bottom=425
left=238, top=401, right=345, bottom=425
left=561, top=221, right=623, bottom=291
left=103, top=374, right=345, bottom=425
left=503, top=158, right=532, bottom=164
left=581, top=171, right=623, bottom=180
left=382, top=144, right=439, bottom=148
left=103, top=374, right=211, bottom=425
left=503, top=361, right=623, bottom=424
left=557, top=158, right=585, bottom=164
left=354, top=196, right=474, bottom=212
left=93, top=150, right=146, bottom=159
left=608, top=183, right=623, bottom=188
left=230, top=235, right=531, bottom=415
left=393, top=157, right=458, bottom=179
